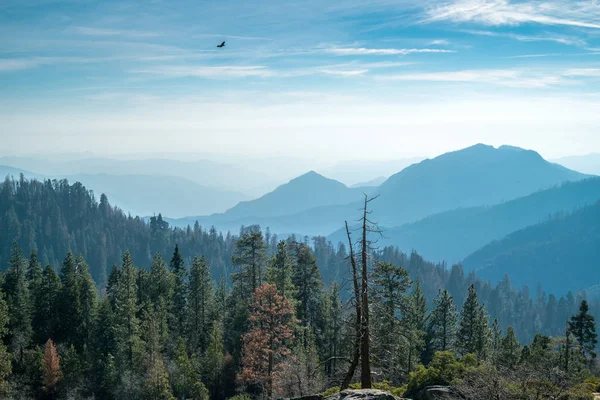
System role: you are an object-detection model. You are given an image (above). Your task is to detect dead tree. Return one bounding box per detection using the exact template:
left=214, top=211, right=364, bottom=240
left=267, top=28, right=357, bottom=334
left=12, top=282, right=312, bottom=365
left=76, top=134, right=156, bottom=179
left=341, top=221, right=361, bottom=390
left=341, top=195, right=380, bottom=389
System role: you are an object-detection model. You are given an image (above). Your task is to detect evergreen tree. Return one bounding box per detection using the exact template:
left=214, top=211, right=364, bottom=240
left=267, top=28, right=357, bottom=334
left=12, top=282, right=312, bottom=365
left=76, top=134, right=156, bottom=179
left=265, top=240, right=295, bottom=299
left=112, top=252, right=142, bottom=371
left=371, top=261, right=410, bottom=379
left=188, top=256, right=213, bottom=353
left=169, top=245, right=188, bottom=341
left=148, top=253, right=174, bottom=347
left=204, top=324, right=224, bottom=399
left=428, top=289, right=458, bottom=353
left=32, top=265, right=61, bottom=345
left=291, top=244, right=324, bottom=341
left=456, top=284, right=481, bottom=356
left=401, top=280, right=428, bottom=374
left=499, top=326, right=521, bottom=369
left=4, top=241, right=33, bottom=362
left=568, top=300, right=598, bottom=361
left=0, top=279, right=12, bottom=397
left=231, top=231, right=267, bottom=301
left=27, top=249, right=43, bottom=294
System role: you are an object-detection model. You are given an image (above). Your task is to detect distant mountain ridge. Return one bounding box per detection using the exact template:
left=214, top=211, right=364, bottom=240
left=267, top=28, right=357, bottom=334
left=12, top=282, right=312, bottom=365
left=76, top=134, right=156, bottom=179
left=464, top=199, right=600, bottom=295
left=174, top=144, right=589, bottom=236
left=371, top=144, right=588, bottom=225
left=221, top=171, right=365, bottom=219
left=327, top=177, right=600, bottom=264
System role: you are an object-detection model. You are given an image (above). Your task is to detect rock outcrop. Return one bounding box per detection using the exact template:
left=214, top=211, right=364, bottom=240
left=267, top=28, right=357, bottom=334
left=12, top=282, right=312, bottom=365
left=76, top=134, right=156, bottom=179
left=325, top=389, right=405, bottom=400
left=413, top=385, right=464, bottom=400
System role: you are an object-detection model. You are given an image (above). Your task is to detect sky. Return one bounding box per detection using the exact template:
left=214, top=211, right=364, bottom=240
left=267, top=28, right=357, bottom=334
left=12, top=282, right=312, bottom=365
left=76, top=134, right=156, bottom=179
left=2, top=0, right=600, bottom=161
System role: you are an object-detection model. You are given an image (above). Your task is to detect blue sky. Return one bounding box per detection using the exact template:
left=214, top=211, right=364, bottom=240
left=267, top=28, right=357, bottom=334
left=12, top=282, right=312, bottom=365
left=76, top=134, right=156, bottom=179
left=2, top=0, right=600, bottom=160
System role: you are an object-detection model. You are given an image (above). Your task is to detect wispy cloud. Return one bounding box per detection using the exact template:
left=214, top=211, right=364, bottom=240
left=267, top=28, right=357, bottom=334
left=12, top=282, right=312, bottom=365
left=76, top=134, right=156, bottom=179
left=430, top=39, right=450, bottom=45
left=318, top=69, right=368, bottom=76
left=0, top=58, right=45, bottom=72
left=70, top=26, right=160, bottom=38
left=380, top=69, right=566, bottom=88
left=461, top=29, right=586, bottom=46
left=326, top=47, right=455, bottom=55
left=563, top=68, right=600, bottom=77
left=132, top=65, right=275, bottom=78
left=424, top=0, right=600, bottom=29
left=195, top=33, right=272, bottom=41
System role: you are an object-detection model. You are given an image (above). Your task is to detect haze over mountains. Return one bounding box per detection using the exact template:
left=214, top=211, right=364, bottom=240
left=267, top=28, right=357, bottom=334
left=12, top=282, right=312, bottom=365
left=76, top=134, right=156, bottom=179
left=328, top=177, right=600, bottom=265
left=3, top=143, right=599, bottom=297
left=464, top=199, right=600, bottom=295
left=172, top=144, right=589, bottom=235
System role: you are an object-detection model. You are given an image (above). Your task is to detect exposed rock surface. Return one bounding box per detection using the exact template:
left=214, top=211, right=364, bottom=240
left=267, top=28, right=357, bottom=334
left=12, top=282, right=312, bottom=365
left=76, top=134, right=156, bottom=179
left=325, top=389, right=406, bottom=400
left=413, top=386, right=464, bottom=400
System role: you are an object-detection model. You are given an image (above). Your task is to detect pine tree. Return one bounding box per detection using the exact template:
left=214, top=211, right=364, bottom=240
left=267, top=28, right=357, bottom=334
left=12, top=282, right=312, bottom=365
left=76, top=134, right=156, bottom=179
left=141, top=312, right=174, bottom=400
left=265, top=240, right=295, bottom=299
left=188, top=256, right=213, bottom=353
left=402, top=280, right=428, bottom=373
left=57, top=252, right=81, bottom=346
left=371, top=261, right=410, bottom=378
left=42, top=338, right=62, bottom=395
left=490, top=318, right=502, bottom=366
left=112, top=251, right=142, bottom=370
left=27, top=249, right=43, bottom=293
left=291, top=244, right=323, bottom=340
left=32, top=265, right=61, bottom=345
left=0, top=280, right=12, bottom=397
left=456, top=284, right=481, bottom=356
left=170, top=245, right=188, bottom=341
left=76, top=254, right=98, bottom=351
left=499, top=326, right=521, bottom=369
left=171, top=337, right=193, bottom=399
left=474, top=304, right=491, bottom=361
left=148, top=253, right=174, bottom=347
left=428, top=289, right=458, bottom=353
left=4, top=241, right=33, bottom=361
left=238, top=283, right=296, bottom=398
left=204, top=324, right=224, bottom=398
left=568, top=300, right=598, bottom=360
left=231, top=231, right=267, bottom=301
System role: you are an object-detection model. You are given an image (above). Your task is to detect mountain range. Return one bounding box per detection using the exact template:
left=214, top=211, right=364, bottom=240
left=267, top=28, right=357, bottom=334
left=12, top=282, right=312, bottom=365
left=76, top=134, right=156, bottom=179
left=327, top=177, right=600, bottom=264
left=172, top=144, right=589, bottom=237
left=464, top=199, right=600, bottom=295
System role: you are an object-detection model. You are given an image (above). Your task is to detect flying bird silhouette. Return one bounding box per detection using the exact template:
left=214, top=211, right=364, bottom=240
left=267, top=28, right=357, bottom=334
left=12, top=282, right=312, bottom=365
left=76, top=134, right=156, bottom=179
left=217, top=41, right=226, bottom=48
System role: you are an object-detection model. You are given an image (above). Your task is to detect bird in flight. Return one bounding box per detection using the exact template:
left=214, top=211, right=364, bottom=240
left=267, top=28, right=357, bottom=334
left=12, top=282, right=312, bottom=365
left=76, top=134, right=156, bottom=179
left=217, top=41, right=226, bottom=48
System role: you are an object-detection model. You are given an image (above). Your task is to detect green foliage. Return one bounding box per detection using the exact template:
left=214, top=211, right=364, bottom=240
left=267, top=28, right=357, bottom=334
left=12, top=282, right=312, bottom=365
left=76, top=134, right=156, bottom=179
left=405, top=351, right=477, bottom=396
left=320, top=386, right=341, bottom=398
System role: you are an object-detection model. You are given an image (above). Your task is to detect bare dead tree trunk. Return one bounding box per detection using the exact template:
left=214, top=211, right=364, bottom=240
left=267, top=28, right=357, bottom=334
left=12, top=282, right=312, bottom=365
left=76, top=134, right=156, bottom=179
left=341, top=221, right=361, bottom=390
left=360, top=195, right=373, bottom=389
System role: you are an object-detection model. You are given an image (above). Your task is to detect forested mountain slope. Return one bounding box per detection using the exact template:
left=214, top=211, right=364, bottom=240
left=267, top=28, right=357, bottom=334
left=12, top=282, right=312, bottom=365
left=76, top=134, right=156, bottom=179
left=464, top=200, right=600, bottom=295
left=329, top=178, right=600, bottom=264
left=0, top=177, right=237, bottom=286
left=2, top=177, right=594, bottom=345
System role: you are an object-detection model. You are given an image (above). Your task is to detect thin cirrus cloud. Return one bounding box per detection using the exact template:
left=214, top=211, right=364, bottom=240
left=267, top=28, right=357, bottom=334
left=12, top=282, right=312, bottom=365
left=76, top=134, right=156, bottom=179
left=132, top=65, right=275, bottom=78
left=379, top=69, right=566, bottom=88
left=70, top=26, right=161, bottom=38
left=423, top=0, right=600, bottom=29
left=318, top=69, right=369, bottom=76
left=460, top=29, right=587, bottom=46
left=325, top=47, right=456, bottom=55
